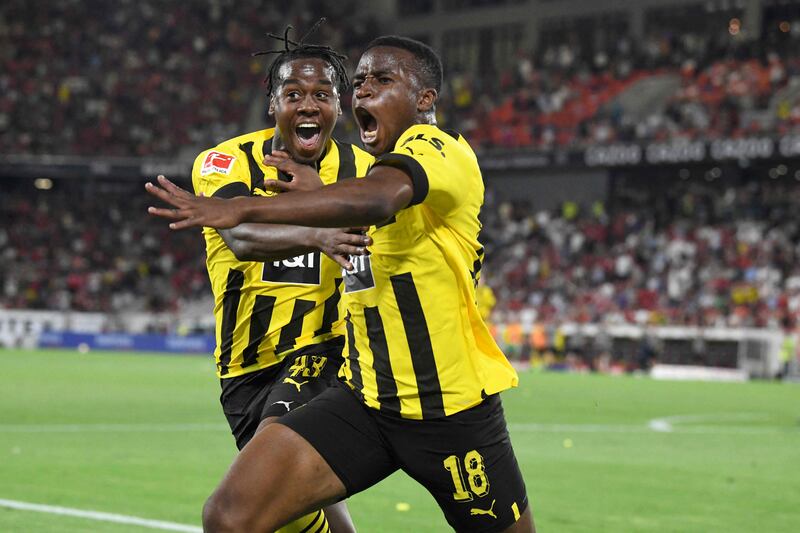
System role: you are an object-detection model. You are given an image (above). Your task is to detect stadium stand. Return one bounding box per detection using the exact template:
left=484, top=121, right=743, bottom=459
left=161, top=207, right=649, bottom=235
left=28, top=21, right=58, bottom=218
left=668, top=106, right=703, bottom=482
left=5, top=173, right=800, bottom=332
left=481, top=177, right=800, bottom=330
left=441, top=16, right=800, bottom=150
left=2, top=0, right=799, bottom=377
left=0, top=179, right=207, bottom=315
left=0, top=0, right=377, bottom=157
left=3, top=1, right=799, bottom=156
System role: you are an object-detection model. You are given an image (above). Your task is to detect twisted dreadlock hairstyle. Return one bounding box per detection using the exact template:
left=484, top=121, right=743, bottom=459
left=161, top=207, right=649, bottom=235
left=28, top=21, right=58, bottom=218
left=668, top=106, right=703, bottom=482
left=253, top=18, right=350, bottom=99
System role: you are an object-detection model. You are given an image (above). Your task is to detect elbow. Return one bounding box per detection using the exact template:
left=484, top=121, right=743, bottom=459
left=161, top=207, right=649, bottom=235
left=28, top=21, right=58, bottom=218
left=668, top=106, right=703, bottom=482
left=228, top=240, right=257, bottom=262
left=221, top=227, right=263, bottom=262
left=363, top=197, right=402, bottom=225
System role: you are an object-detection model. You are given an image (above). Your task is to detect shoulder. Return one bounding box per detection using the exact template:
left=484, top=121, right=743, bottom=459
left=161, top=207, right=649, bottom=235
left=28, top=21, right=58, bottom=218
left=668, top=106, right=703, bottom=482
left=324, top=139, right=375, bottom=179
left=393, top=124, right=473, bottom=157
left=349, top=143, right=374, bottom=161
left=193, top=128, right=276, bottom=171
left=195, top=128, right=275, bottom=165
left=337, top=140, right=376, bottom=166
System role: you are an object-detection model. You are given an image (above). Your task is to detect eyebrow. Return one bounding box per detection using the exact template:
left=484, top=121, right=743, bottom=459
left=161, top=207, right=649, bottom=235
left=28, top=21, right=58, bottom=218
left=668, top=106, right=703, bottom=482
left=353, top=70, right=392, bottom=79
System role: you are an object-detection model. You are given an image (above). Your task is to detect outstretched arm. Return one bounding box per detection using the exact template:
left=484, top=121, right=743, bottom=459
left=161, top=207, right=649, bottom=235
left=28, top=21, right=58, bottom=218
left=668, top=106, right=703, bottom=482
left=146, top=165, right=413, bottom=230
left=219, top=224, right=371, bottom=270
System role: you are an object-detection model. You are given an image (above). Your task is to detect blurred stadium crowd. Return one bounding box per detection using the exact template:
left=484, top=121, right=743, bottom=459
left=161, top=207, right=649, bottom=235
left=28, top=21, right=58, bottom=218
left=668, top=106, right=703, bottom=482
left=3, top=1, right=800, bottom=155
left=5, top=175, right=800, bottom=336
left=0, top=0, right=376, bottom=156
left=481, top=178, right=800, bottom=330
left=3, top=0, right=800, bottom=347
left=445, top=13, right=800, bottom=149
left=0, top=182, right=207, bottom=314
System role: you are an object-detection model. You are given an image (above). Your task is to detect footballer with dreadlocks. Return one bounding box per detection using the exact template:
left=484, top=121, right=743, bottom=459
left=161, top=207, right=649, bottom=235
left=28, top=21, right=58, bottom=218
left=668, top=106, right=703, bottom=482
left=185, top=20, right=372, bottom=533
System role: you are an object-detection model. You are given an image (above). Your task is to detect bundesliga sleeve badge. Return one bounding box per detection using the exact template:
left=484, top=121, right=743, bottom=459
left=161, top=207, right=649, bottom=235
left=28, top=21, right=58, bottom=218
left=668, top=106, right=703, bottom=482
left=201, top=151, right=236, bottom=176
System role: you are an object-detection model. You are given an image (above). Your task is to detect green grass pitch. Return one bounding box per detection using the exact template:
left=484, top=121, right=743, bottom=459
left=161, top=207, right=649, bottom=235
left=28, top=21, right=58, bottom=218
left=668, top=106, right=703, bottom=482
left=0, top=349, right=798, bottom=532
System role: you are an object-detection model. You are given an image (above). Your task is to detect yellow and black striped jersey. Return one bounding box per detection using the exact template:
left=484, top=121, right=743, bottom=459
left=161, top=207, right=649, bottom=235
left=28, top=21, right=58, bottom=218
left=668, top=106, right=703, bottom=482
left=193, top=128, right=374, bottom=378
left=338, top=124, right=518, bottom=419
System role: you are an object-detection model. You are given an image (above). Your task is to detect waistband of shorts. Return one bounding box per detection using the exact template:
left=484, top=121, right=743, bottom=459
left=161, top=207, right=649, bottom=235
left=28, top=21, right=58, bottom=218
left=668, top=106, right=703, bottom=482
left=279, top=337, right=345, bottom=361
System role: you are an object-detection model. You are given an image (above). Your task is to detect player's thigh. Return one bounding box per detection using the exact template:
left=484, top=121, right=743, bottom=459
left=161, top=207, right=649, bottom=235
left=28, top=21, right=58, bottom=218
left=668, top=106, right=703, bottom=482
left=209, top=420, right=346, bottom=531
left=389, top=395, right=530, bottom=533
left=278, top=383, right=399, bottom=496
left=219, top=366, right=281, bottom=449
left=260, top=351, right=344, bottom=419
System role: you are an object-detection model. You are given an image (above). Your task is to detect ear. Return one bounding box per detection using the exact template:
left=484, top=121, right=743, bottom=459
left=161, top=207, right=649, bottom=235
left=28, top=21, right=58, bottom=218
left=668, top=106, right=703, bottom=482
left=268, top=100, right=275, bottom=116
left=417, top=88, right=437, bottom=113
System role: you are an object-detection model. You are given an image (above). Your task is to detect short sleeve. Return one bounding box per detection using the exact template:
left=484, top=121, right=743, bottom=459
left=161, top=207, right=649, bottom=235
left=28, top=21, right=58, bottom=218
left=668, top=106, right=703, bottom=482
left=372, top=126, right=472, bottom=217
left=191, top=148, right=250, bottom=199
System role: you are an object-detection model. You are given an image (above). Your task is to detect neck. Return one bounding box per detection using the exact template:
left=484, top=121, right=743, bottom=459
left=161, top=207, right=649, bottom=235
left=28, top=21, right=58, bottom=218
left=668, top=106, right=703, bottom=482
left=416, top=111, right=436, bottom=125
left=272, top=127, right=287, bottom=152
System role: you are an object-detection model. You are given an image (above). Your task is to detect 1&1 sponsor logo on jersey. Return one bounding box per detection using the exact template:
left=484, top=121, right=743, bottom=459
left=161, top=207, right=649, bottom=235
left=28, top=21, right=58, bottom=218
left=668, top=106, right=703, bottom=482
left=262, top=252, right=321, bottom=285
left=343, top=254, right=375, bottom=293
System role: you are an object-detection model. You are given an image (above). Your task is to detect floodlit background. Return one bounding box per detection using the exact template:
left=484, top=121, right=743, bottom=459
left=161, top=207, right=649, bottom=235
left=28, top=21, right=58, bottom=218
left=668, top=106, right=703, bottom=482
left=1, top=0, right=800, bottom=531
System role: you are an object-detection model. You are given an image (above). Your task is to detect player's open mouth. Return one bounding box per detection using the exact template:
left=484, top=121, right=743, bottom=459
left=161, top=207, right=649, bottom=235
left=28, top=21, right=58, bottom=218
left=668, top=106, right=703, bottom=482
left=295, top=123, right=322, bottom=150
left=355, top=107, right=378, bottom=145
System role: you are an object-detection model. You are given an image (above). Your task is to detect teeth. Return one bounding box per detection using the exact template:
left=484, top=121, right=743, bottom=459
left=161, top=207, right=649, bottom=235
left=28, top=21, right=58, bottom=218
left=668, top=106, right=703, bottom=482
left=363, top=131, right=377, bottom=141
left=297, top=124, right=318, bottom=129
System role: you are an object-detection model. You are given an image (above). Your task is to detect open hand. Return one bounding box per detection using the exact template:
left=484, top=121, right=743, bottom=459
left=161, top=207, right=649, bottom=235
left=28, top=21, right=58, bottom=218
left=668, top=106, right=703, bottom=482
left=314, top=227, right=372, bottom=271
left=263, top=151, right=324, bottom=193
left=146, top=175, right=245, bottom=230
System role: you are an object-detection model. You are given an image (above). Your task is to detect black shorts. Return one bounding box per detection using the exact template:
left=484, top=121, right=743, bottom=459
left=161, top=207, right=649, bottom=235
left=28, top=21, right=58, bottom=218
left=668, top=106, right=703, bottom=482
left=278, top=383, right=528, bottom=532
left=219, top=344, right=344, bottom=450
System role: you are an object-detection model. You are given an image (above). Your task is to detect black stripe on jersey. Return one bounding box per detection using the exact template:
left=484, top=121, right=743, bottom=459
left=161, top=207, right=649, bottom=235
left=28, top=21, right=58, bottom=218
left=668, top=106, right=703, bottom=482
left=313, top=519, right=329, bottom=533
left=262, top=138, right=272, bottom=171
left=470, top=246, right=485, bottom=283
left=344, top=312, right=365, bottom=401
left=298, top=510, right=323, bottom=533
left=442, top=128, right=461, bottom=141
left=262, top=137, right=292, bottom=183
left=314, top=277, right=342, bottom=337
left=212, top=181, right=250, bottom=199
left=373, top=153, right=428, bottom=206
left=275, top=299, right=315, bottom=354
left=390, top=272, right=445, bottom=418
left=219, top=268, right=245, bottom=376
left=333, top=140, right=356, bottom=181
left=364, top=306, right=401, bottom=414
left=239, top=141, right=265, bottom=192
left=241, top=294, right=277, bottom=368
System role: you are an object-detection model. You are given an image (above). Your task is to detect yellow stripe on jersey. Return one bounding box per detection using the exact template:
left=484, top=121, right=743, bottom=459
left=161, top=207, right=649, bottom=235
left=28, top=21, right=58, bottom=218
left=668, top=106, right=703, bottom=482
left=192, top=128, right=374, bottom=378
left=339, top=124, right=518, bottom=419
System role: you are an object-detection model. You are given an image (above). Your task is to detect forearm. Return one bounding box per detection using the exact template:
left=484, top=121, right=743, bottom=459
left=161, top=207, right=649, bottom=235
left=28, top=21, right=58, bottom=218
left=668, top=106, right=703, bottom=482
left=219, top=224, right=319, bottom=262
left=236, top=171, right=412, bottom=228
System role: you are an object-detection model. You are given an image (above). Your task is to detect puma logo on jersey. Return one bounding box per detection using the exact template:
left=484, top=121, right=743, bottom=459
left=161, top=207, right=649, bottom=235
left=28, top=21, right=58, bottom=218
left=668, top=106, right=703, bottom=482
left=470, top=499, right=497, bottom=519
left=271, top=400, right=294, bottom=412
left=283, top=377, right=308, bottom=392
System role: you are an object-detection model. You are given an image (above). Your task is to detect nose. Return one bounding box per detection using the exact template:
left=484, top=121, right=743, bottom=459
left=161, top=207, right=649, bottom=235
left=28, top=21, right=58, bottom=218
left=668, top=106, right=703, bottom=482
left=298, top=94, right=319, bottom=114
left=355, top=79, right=373, bottom=100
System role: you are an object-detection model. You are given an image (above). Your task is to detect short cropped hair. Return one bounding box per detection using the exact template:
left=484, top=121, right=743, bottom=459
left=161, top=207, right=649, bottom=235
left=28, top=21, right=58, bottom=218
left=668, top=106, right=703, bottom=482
left=365, top=35, right=443, bottom=93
